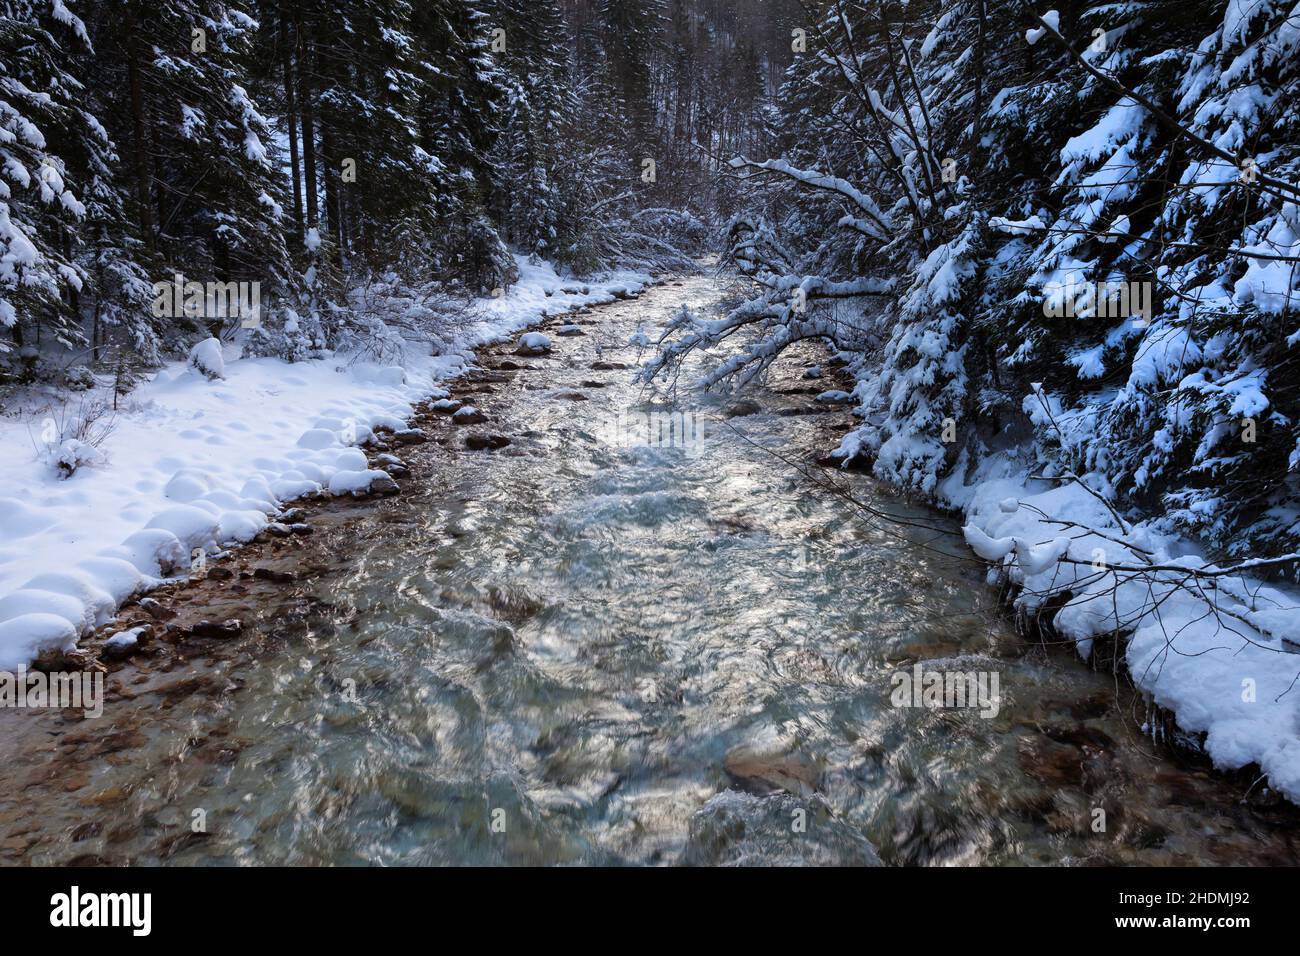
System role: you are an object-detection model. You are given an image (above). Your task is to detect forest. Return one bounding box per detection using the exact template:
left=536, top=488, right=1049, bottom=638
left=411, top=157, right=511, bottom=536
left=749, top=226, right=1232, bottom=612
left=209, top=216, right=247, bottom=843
left=2, top=0, right=1300, bottom=870
left=2, top=0, right=788, bottom=370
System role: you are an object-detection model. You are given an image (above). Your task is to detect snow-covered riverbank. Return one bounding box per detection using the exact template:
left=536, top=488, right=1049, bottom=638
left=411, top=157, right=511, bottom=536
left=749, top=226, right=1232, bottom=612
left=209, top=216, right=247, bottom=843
left=937, top=453, right=1300, bottom=804
left=0, top=257, right=650, bottom=670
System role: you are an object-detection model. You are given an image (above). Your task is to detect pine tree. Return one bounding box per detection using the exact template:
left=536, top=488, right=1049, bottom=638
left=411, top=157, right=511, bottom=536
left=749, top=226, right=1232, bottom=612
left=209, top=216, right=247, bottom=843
left=598, top=0, right=664, bottom=153
left=483, top=0, right=571, bottom=258
left=82, top=0, right=301, bottom=352
left=1, top=0, right=99, bottom=373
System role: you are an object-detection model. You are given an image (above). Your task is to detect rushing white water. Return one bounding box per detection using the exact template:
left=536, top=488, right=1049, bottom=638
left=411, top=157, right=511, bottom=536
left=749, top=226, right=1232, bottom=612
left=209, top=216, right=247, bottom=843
left=7, top=269, right=1298, bottom=866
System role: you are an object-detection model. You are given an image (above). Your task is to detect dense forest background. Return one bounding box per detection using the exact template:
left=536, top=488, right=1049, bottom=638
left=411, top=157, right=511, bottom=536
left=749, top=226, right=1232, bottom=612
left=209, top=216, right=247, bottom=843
left=1, top=0, right=786, bottom=372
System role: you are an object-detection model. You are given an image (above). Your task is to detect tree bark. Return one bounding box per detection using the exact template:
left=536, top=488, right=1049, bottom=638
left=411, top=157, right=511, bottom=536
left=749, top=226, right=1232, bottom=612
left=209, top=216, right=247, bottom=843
left=125, top=9, right=155, bottom=254
left=296, top=4, right=320, bottom=229
left=280, top=6, right=304, bottom=242
left=321, top=123, right=345, bottom=262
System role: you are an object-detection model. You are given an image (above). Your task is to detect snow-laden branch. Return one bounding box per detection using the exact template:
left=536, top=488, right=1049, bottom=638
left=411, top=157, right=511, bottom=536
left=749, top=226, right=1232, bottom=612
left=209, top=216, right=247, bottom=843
left=1017, top=0, right=1300, bottom=207
left=727, top=155, right=895, bottom=240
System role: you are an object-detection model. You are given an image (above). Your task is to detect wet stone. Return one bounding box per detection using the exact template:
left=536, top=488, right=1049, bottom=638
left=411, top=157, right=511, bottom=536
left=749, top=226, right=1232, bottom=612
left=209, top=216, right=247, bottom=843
left=393, top=428, right=429, bottom=444
left=252, top=567, right=296, bottom=584
left=452, top=407, right=488, bottom=425
left=466, top=434, right=511, bottom=451
left=136, top=598, right=171, bottom=620
left=725, top=400, right=762, bottom=418
left=723, top=745, right=823, bottom=798
left=188, top=619, right=244, bottom=640
left=366, top=473, right=401, bottom=496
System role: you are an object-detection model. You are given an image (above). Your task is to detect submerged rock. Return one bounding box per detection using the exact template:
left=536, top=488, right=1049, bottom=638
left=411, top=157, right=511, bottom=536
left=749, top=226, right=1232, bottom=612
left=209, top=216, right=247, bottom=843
left=725, top=400, right=762, bottom=418
left=723, top=744, right=823, bottom=797
left=466, top=434, right=511, bottom=451
left=683, top=790, right=882, bottom=867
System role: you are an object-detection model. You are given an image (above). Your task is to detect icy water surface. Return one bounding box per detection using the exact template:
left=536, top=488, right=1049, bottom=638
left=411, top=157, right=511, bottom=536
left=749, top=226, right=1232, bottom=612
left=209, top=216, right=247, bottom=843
left=4, top=269, right=1299, bottom=866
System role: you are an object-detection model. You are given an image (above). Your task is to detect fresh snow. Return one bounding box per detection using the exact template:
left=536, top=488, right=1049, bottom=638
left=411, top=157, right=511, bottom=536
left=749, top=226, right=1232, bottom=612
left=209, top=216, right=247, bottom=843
left=187, top=336, right=225, bottom=380
left=950, top=464, right=1300, bottom=803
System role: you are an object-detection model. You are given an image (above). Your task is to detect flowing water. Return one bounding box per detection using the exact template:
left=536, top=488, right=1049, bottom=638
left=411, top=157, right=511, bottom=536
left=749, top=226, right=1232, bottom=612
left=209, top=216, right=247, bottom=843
left=4, top=269, right=1299, bottom=866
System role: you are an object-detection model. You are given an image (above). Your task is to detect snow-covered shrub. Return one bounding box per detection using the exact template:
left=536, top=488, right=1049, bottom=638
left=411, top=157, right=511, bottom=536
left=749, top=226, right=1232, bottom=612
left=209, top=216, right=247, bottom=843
left=60, top=365, right=97, bottom=391
left=46, top=438, right=106, bottom=479
left=187, top=337, right=225, bottom=380
left=34, top=395, right=115, bottom=479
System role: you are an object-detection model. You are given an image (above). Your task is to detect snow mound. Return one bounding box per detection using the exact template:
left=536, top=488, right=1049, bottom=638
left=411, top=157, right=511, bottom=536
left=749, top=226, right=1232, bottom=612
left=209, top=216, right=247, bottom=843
left=113, top=529, right=187, bottom=577
left=0, top=614, right=78, bottom=671
left=21, top=572, right=115, bottom=630
left=146, top=505, right=222, bottom=552
left=0, top=589, right=95, bottom=635
left=0, top=497, right=53, bottom=539
left=296, top=428, right=337, bottom=450
left=188, top=337, right=226, bottom=380
left=961, top=475, right=1300, bottom=803
left=327, top=469, right=396, bottom=496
